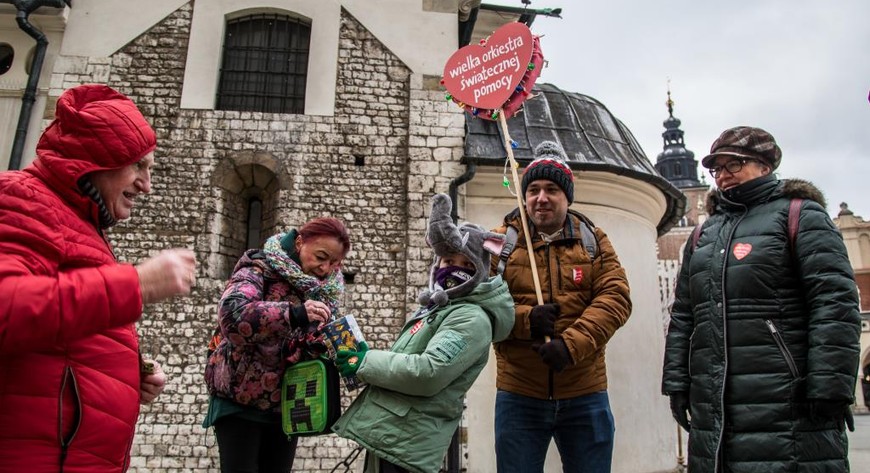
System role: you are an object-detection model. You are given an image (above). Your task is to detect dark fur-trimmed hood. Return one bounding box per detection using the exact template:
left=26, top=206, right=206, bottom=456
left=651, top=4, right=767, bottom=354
left=705, top=178, right=826, bottom=215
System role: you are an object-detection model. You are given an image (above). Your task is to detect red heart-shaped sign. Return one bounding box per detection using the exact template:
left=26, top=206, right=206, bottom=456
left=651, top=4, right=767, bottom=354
left=733, top=243, right=752, bottom=260
left=441, top=22, right=534, bottom=109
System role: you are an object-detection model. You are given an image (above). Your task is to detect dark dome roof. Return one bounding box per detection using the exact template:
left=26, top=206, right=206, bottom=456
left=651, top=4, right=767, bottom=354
left=664, top=115, right=681, bottom=128
left=463, top=83, right=686, bottom=235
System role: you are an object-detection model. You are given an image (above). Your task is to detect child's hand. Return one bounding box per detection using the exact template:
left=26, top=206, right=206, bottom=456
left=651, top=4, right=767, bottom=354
left=335, top=342, right=370, bottom=377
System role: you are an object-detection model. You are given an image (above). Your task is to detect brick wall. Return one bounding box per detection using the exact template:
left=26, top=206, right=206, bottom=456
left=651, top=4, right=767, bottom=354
left=856, top=271, right=870, bottom=313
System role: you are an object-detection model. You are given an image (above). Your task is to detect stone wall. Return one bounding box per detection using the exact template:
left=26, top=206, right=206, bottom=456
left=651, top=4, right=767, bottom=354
left=46, top=3, right=467, bottom=471
left=657, top=259, right=680, bottom=335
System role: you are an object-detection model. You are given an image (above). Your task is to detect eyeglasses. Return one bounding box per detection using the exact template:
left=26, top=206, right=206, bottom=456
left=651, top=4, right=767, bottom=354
left=708, top=158, right=758, bottom=178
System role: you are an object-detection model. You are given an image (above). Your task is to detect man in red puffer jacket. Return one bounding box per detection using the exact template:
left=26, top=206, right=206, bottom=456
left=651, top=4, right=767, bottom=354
left=0, top=84, right=197, bottom=472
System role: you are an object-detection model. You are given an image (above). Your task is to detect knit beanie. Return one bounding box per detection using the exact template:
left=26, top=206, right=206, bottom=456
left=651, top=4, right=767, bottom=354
left=417, top=194, right=506, bottom=308
left=521, top=141, right=574, bottom=202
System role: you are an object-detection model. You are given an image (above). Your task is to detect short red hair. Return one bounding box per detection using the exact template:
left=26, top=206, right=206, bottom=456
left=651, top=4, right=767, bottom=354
left=298, top=217, right=351, bottom=257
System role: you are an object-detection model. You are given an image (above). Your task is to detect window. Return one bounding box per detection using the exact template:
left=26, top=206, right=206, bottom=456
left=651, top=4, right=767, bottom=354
left=210, top=154, right=282, bottom=279
left=0, top=44, right=13, bottom=76
left=216, top=13, right=311, bottom=114
left=246, top=198, right=263, bottom=249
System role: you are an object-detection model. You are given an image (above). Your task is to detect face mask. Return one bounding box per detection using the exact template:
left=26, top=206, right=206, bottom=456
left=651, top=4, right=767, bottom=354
left=434, top=265, right=474, bottom=290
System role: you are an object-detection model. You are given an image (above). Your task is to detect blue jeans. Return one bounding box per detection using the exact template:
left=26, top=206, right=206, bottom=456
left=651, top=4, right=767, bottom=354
left=495, top=390, right=615, bottom=473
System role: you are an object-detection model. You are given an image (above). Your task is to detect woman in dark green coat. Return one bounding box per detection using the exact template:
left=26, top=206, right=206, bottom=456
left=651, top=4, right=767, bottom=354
left=662, top=126, right=861, bottom=472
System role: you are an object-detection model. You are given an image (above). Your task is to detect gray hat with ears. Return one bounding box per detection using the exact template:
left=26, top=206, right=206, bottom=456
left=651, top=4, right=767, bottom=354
left=418, top=193, right=506, bottom=307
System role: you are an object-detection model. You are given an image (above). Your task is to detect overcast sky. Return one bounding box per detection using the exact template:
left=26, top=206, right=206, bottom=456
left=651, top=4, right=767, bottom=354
left=486, top=1, right=870, bottom=218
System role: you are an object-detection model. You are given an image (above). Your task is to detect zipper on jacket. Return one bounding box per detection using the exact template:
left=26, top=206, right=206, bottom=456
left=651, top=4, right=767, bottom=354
left=58, top=366, right=82, bottom=473
left=545, top=242, right=556, bottom=400
left=545, top=242, right=555, bottom=305
left=426, top=306, right=437, bottom=323
left=123, top=431, right=135, bottom=471
left=714, top=209, right=747, bottom=473
left=764, top=319, right=800, bottom=378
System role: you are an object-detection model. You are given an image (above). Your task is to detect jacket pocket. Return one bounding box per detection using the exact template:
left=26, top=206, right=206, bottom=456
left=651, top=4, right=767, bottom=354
left=688, top=330, right=696, bottom=378
left=370, top=388, right=411, bottom=418
left=59, top=366, right=82, bottom=461
left=557, top=257, right=591, bottom=289
left=765, top=319, right=800, bottom=378
left=358, top=389, right=413, bottom=447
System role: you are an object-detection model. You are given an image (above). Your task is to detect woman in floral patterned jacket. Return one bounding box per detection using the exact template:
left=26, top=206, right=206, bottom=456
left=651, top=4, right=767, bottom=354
left=204, top=217, right=350, bottom=473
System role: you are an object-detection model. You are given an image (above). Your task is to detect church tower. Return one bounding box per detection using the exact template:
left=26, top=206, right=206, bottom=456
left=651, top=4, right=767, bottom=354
left=654, top=89, right=702, bottom=188
left=654, top=88, right=710, bottom=261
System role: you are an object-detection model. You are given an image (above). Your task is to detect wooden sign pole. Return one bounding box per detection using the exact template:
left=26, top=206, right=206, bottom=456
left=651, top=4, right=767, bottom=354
left=498, top=112, right=548, bottom=344
left=440, top=22, right=549, bottom=342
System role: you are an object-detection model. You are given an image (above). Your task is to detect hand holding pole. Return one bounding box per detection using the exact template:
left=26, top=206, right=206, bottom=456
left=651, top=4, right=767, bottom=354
left=497, top=111, right=549, bottom=342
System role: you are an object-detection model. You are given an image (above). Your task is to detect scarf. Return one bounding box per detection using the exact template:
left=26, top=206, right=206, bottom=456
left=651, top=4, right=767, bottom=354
left=262, top=233, right=344, bottom=315
left=262, top=233, right=345, bottom=363
left=434, top=265, right=474, bottom=291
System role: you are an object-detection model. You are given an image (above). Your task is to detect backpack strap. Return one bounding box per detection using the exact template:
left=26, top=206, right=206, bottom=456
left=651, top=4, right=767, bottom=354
left=496, top=216, right=599, bottom=276
left=578, top=218, right=598, bottom=260
left=787, top=198, right=803, bottom=259
left=497, top=226, right=519, bottom=276
left=687, top=198, right=802, bottom=257
left=690, top=224, right=703, bottom=252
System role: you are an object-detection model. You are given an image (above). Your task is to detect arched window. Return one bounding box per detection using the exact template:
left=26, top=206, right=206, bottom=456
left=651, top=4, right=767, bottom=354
left=217, top=13, right=311, bottom=114
left=210, top=153, right=284, bottom=279
left=246, top=198, right=263, bottom=250
left=673, top=162, right=681, bottom=177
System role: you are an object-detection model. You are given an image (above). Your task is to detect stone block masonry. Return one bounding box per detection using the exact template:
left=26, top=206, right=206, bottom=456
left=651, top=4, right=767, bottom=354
left=48, top=3, right=468, bottom=472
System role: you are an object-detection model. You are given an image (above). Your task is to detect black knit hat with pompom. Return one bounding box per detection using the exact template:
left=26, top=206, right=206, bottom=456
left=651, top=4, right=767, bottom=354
left=521, top=141, right=574, bottom=202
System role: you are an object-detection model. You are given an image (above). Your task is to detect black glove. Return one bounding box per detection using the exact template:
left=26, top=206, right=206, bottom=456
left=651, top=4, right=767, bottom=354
left=290, top=304, right=310, bottom=328
left=809, top=400, right=853, bottom=431
left=669, top=392, right=691, bottom=432
left=529, top=303, right=559, bottom=338
left=846, top=408, right=855, bottom=432
left=531, top=338, right=572, bottom=372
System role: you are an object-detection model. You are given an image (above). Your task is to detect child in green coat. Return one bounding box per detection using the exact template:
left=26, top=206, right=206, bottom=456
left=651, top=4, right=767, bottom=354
left=331, top=193, right=515, bottom=473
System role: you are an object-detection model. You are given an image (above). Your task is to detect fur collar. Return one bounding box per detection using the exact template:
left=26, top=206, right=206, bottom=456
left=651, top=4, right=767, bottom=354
left=705, top=178, right=826, bottom=215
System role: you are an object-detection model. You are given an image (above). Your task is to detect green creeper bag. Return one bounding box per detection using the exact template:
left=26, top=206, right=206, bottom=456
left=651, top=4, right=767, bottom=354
left=280, top=356, right=341, bottom=437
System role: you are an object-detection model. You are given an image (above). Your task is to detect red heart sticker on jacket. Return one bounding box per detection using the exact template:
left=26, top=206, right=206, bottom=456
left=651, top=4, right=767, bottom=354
left=441, top=22, right=534, bottom=109
left=733, top=243, right=752, bottom=260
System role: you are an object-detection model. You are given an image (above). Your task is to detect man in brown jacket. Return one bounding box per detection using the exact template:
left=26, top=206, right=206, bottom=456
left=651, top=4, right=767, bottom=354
left=491, top=141, right=632, bottom=473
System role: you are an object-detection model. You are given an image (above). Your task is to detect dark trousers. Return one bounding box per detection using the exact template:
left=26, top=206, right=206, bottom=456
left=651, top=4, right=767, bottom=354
left=214, top=415, right=298, bottom=473
left=363, top=451, right=411, bottom=473
left=379, top=460, right=410, bottom=473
